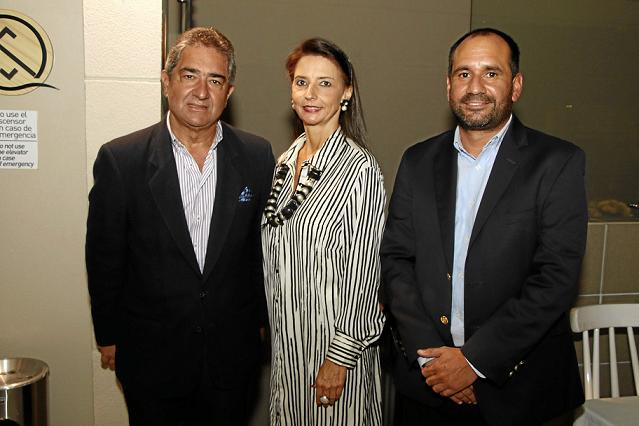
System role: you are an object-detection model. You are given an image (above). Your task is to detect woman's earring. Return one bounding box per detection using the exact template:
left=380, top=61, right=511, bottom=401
left=291, top=100, right=295, bottom=109
left=340, top=99, right=349, bottom=112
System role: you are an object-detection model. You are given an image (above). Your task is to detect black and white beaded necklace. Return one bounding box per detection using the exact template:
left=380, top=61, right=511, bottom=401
left=264, top=163, right=322, bottom=227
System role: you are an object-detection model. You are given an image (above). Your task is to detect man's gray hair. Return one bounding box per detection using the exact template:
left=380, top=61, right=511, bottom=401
left=164, top=27, right=236, bottom=83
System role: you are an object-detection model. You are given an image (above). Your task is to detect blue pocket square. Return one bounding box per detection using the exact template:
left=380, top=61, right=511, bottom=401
left=238, top=186, right=254, bottom=203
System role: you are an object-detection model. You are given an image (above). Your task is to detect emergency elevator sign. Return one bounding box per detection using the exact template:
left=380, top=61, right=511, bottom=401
left=0, top=110, right=37, bottom=169
left=0, top=9, right=56, bottom=95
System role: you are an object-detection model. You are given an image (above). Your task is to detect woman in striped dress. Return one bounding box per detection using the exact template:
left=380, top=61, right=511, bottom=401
left=261, top=38, right=386, bottom=425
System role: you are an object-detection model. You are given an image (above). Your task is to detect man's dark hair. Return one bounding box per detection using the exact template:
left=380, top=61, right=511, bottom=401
left=448, top=28, right=520, bottom=76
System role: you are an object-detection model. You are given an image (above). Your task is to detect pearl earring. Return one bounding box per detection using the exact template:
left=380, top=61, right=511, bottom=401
left=291, top=100, right=295, bottom=109
left=340, top=99, right=349, bottom=112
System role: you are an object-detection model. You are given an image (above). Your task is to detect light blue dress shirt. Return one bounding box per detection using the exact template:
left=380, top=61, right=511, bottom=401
left=419, top=115, right=512, bottom=376
left=450, top=115, right=512, bottom=347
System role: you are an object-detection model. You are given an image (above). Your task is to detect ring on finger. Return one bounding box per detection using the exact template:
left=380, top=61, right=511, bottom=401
left=320, top=395, right=330, bottom=405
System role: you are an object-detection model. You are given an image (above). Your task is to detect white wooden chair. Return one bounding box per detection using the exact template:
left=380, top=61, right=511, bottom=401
left=570, top=304, right=639, bottom=400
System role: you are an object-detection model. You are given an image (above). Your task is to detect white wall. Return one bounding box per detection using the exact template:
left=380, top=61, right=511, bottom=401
left=83, top=0, right=162, bottom=424
left=0, top=0, right=160, bottom=424
left=0, top=0, right=93, bottom=424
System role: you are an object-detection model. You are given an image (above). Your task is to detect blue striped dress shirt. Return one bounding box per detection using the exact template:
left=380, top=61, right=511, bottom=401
left=167, top=114, right=222, bottom=272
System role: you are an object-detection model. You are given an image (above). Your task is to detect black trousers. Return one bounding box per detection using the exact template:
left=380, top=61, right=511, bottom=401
left=393, top=391, right=575, bottom=426
left=394, top=391, right=488, bottom=426
left=122, top=368, right=256, bottom=426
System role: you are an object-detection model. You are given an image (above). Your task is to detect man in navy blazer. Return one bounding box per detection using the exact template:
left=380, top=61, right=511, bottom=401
left=86, top=27, right=274, bottom=425
left=381, top=28, right=587, bottom=425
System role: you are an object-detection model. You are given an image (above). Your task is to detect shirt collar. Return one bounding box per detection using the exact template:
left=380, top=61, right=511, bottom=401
left=166, top=112, right=223, bottom=151
left=453, top=114, right=513, bottom=159
left=280, top=127, right=347, bottom=173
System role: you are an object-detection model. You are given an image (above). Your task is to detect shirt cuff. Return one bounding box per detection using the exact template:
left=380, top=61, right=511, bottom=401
left=465, top=357, right=486, bottom=379
left=419, top=354, right=485, bottom=378
left=326, top=330, right=365, bottom=369
left=418, top=356, right=433, bottom=368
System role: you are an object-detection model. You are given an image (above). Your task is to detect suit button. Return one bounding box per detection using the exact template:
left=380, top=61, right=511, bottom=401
left=199, top=290, right=208, bottom=299
left=446, top=273, right=452, bottom=281
left=193, top=326, right=202, bottom=333
left=440, top=315, right=449, bottom=325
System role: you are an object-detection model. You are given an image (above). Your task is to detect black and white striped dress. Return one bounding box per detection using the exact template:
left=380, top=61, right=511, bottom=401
left=262, top=128, right=386, bottom=425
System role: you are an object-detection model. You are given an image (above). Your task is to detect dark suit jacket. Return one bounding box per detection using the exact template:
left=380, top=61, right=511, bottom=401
left=381, top=117, right=587, bottom=425
left=86, top=119, right=274, bottom=397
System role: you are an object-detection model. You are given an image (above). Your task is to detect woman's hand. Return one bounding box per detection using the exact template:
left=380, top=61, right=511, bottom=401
left=313, top=358, right=347, bottom=407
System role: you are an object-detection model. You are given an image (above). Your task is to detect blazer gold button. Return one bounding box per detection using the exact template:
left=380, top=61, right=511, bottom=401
left=446, top=273, right=452, bottom=281
left=440, top=315, right=449, bottom=325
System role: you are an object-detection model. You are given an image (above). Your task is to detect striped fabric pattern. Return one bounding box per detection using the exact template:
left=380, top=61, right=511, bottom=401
left=262, top=128, right=386, bottom=425
left=169, top=118, right=223, bottom=272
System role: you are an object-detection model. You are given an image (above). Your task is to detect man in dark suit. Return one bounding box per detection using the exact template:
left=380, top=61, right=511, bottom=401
left=86, top=27, right=274, bottom=426
left=381, top=28, right=587, bottom=425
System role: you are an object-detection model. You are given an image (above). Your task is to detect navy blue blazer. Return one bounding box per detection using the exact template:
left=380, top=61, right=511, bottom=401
left=381, top=116, right=587, bottom=425
left=86, top=119, right=274, bottom=396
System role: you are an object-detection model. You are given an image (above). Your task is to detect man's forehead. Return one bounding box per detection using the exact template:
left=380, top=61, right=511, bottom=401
left=452, top=35, right=510, bottom=66
left=177, top=45, right=228, bottom=67
left=457, top=34, right=509, bottom=55
left=176, top=44, right=228, bottom=77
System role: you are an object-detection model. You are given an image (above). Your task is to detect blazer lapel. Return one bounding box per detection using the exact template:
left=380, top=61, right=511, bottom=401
left=202, top=124, right=242, bottom=280
left=469, top=117, right=527, bottom=246
left=148, top=121, right=201, bottom=275
left=433, top=135, right=457, bottom=273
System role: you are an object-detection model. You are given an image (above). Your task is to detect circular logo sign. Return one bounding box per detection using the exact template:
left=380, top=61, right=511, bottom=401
left=0, top=10, right=56, bottom=95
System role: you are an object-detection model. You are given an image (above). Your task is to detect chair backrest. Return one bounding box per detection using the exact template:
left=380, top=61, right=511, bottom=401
left=570, top=304, right=639, bottom=400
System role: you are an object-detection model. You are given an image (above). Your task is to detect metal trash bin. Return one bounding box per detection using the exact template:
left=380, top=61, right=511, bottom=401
left=0, top=358, right=48, bottom=425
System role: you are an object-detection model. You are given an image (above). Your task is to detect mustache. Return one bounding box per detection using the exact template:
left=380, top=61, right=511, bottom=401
left=460, top=93, right=494, bottom=103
